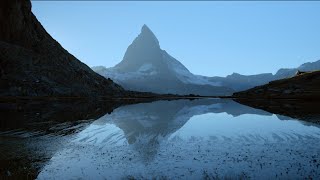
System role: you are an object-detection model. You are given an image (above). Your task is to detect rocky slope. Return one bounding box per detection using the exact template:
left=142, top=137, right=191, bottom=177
left=209, top=72, right=275, bottom=91
left=93, top=25, right=234, bottom=96
left=275, top=60, right=320, bottom=79
left=209, top=59, right=320, bottom=91
left=233, top=70, right=320, bottom=99
left=0, top=0, right=126, bottom=97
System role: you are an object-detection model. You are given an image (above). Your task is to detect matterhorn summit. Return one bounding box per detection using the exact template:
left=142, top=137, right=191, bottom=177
left=92, top=25, right=233, bottom=95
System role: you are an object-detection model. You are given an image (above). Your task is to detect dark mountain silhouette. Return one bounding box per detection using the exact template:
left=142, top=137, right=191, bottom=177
left=0, top=0, right=126, bottom=97
left=274, top=60, right=320, bottom=79
left=209, top=59, right=320, bottom=91
left=233, top=70, right=320, bottom=99
left=93, top=25, right=234, bottom=96
left=232, top=70, right=320, bottom=124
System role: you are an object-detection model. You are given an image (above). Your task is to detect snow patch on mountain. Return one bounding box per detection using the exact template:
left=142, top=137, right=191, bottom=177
left=137, top=63, right=157, bottom=75
left=162, top=51, right=222, bottom=86
left=103, top=69, right=157, bottom=82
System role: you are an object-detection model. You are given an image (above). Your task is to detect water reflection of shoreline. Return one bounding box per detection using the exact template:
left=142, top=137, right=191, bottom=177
left=1, top=98, right=320, bottom=179
left=37, top=99, right=320, bottom=179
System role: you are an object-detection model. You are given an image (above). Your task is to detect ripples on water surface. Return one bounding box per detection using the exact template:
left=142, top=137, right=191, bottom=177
left=1, top=99, right=320, bottom=179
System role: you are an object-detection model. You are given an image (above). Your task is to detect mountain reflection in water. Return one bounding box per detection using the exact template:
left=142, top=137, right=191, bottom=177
left=1, top=98, right=320, bottom=179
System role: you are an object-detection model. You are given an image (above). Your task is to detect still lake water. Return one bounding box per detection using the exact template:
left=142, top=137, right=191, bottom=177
left=1, top=99, right=320, bottom=179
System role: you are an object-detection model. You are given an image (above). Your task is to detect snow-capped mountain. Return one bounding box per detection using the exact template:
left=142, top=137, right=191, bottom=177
left=92, top=25, right=233, bottom=96
left=93, top=25, right=320, bottom=94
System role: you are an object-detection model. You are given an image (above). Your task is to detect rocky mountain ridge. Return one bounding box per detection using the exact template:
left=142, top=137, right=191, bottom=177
left=94, top=25, right=320, bottom=94
left=0, top=0, right=126, bottom=97
left=93, top=25, right=234, bottom=96
left=233, top=70, right=320, bottom=99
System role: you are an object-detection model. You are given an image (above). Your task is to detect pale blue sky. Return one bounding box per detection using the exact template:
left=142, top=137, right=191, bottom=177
left=32, top=1, right=320, bottom=77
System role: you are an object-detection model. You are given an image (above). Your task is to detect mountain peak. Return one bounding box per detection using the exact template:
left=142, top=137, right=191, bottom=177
left=141, top=24, right=151, bottom=33
left=138, top=24, right=159, bottom=46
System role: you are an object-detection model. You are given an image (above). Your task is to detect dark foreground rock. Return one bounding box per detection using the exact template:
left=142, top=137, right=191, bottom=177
left=233, top=71, right=320, bottom=99
left=0, top=0, right=126, bottom=97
